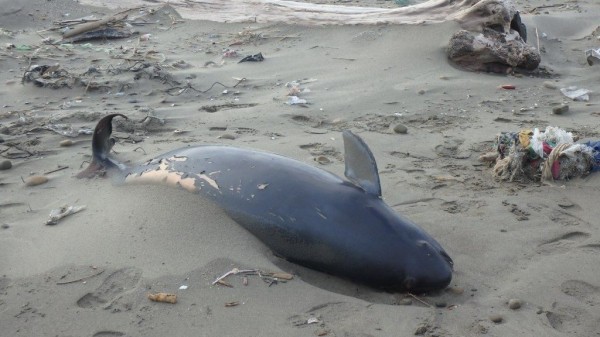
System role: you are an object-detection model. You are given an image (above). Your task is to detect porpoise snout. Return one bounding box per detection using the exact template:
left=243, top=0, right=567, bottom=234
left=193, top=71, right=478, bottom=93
left=407, top=240, right=454, bottom=292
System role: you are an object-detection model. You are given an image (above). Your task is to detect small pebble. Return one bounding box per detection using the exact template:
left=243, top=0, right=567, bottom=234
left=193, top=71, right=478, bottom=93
left=557, top=199, right=574, bottom=208
left=398, top=298, right=412, bottom=305
left=417, top=89, right=426, bottom=95
left=435, top=301, right=447, bottom=308
left=1, top=224, right=9, bottom=229
left=25, top=175, right=48, bottom=186
left=543, top=81, right=558, bottom=89
left=447, top=286, right=464, bottom=295
left=552, top=104, right=569, bottom=115
left=0, top=160, right=12, bottom=170
left=414, top=325, right=428, bottom=335
left=218, top=134, right=236, bottom=140
left=489, top=314, right=503, bottom=323
left=508, top=298, right=522, bottom=310
left=536, top=307, right=544, bottom=314
left=393, top=124, right=408, bottom=134
left=315, top=156, right=331, bottom=165
left=59, top=139, right=74, bottom=147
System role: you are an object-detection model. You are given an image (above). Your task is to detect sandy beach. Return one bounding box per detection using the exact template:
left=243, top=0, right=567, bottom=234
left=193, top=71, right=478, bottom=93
left=1, top=0, right=600, bottom=336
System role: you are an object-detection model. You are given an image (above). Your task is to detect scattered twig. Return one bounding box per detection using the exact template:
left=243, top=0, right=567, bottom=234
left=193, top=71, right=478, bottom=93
left=44, top=165, right=68, bottom=175
left=56, top=269, right=104, bottom=285
left=535, top=27, right=540, bottom=52
left=133, top=146, right=146, bottom=154
left=529, top=3, right=566, bottom=13
left=212, top=268, right=257, bottom=285
left=212, top=267, right=293, bottom=287
left=408, top=293, right=433, bottom=307
left=21, top=48, right=40, bottom=85
left=166, top=78, right=246, bottom=96
left=62, top=8, right=136, bottom=39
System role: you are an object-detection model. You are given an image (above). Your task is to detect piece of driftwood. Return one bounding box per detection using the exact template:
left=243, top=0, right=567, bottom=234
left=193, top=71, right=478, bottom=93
left=63, top=12, right=128, bottom=39
left=78, top=0, right=497, bottom=25
left=448, top=0, right=540, bottom=73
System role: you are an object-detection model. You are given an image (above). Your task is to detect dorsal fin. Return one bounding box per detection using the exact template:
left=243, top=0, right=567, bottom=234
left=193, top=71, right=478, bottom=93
left=343, top=130, right=381, bottom=197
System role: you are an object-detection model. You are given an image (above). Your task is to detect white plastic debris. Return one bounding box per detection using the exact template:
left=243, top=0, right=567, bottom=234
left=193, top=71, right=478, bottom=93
left=179, top=285, right=188, bottom=290
left=586, top=48, right=600, bottom=65
left=307, top=317, right=320, bottom=324
left=46, top=205, right=86, bottom=225
left=286, top=96, right=307, bottom=105
left=560, top=86, right=591, bottom=102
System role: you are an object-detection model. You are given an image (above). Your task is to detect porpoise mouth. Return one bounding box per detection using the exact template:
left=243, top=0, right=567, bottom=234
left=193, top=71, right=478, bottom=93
left=440, top=249, right=454, bottom=268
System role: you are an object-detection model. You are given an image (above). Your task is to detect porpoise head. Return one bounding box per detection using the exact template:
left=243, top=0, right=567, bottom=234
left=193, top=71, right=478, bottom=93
left=342, top=130, right=454, bottom=292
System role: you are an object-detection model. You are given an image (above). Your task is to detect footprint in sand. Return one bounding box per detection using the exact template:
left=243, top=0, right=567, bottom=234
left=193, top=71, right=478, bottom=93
left=537, top=231, right=591, bottom=255
left=545, top=304, right=600, bottom=334
left=502, top=200, right=530, bottom=221
left=561, top=280, right=600, bottom=305
left=77, top=267, right=142, bottom=309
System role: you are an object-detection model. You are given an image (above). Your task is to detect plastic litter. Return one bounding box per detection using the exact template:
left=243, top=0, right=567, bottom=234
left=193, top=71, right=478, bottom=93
left=46, top=205, right=86, bottom=225
left=239, top=52, right=264, bottom=63
left=286, top=96, right=307, bottom=105
left=560, top=86, right=591, bottom=102
left=586, top=48, right=600, bottom=66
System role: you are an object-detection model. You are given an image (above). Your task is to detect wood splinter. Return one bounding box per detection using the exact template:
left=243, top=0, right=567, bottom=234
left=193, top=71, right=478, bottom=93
left=148, top=292, right=177, bottom=304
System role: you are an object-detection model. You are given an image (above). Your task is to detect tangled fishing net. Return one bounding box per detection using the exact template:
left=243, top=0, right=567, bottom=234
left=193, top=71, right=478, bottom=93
left=480, top=126, right=600, bottom=182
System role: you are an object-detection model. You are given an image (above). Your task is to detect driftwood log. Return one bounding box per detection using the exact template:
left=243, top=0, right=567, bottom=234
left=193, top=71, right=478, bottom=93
left=78, top=0, right=540, bottom=72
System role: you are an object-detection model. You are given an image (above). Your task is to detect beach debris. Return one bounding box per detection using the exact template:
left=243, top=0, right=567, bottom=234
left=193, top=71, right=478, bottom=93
left=447, top=286, right=464, bottom=295
left=212, top=267, right=294, bottom=287
left=218, top=134, right=236, bottom=140
left=551, top=104, right=569, bottom=115
left=46, top=205, right=86, bottom=226
left=315, top=155, right=331, bottom=165
left=0, top=160, right=12, bottom=170
left=66, top=27, right=132, bottom=43
left=178, top=285, right=188, bottom=290
left=307, top=317, right=320, bottom=324
left=393, top=124, right=408, bottom=134
left=23, top=64, right=73, bottom=88
left=501, top=84, right=516, bottom=90
left=586, top=48, right=600, bottom=66
left=560, top=86, right=591, bottom=102
left=223, top=49, right=238, bottom=58
left=449, top=3, right=540, bottom=73
left=239, top=52, right=264, bottom=63
left=508, top=298, right=522, bottom=310
left=489, top=314, right=503, bottom=323
left=414, top=324, right=428, bottom=335
left=480, top=126, right=600, bottom=182
left=59, top=139, right=74, bottom=147
left=225, top=301, right=240, bottom=307
left=148, top=292, right=177, bottom=304
left=286, top=96, right=308, bottom=105
left=24, top=175, right=48, bottom=186
left=44, top=166, right=69, bottom=175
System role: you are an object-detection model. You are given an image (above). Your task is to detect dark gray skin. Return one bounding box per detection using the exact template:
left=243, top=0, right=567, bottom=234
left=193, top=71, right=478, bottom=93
left=83, top=114, right=454, bottom=293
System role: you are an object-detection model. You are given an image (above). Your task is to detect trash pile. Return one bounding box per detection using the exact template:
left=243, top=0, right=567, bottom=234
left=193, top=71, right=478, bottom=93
left=480, top=126, right=600, bottom=182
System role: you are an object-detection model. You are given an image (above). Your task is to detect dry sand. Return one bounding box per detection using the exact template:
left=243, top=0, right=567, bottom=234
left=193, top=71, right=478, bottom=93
left=1, top=0, right=600, bottom=336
